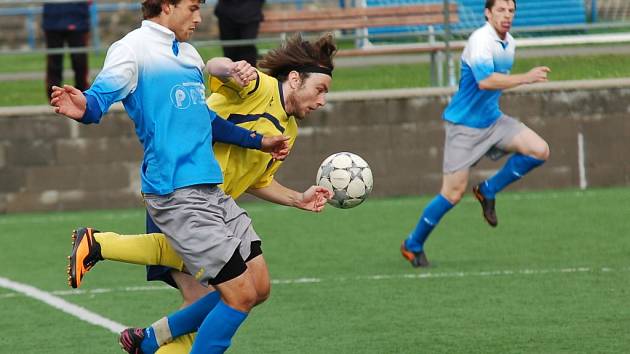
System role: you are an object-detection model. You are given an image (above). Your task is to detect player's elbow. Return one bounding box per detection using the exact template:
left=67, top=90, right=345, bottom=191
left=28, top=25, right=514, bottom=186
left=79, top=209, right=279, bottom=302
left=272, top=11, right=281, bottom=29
left=478, top=81, right=491, bottom=90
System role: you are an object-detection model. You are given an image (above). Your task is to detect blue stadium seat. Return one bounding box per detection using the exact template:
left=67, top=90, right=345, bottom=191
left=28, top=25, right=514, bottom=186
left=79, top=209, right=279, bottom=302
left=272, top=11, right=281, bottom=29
left=365, top=0, right=586, bottom=35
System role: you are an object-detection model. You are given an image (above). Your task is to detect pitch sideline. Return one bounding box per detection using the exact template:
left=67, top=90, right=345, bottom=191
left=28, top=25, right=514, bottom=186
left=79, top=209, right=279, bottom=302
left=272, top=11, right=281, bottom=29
left=0, top=276, right=127, bottom=333
left=1, top=265, right=625, bottom=301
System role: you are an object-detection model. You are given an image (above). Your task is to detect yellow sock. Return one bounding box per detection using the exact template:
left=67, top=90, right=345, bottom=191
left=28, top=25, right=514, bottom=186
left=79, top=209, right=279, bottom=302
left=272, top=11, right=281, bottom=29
left=94, top=232, right=184, bottom=270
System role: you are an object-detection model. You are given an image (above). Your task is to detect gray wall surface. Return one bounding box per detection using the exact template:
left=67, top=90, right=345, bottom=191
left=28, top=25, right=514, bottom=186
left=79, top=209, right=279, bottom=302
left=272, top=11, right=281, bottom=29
left=1, top=78, right=629, bottom=213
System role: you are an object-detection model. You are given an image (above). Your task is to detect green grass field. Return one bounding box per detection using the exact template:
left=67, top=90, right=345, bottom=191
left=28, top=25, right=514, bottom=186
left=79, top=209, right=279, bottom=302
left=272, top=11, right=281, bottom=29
left=1, top=187, right=629, bottom=353
left=3, top=51, right=630, bottom=106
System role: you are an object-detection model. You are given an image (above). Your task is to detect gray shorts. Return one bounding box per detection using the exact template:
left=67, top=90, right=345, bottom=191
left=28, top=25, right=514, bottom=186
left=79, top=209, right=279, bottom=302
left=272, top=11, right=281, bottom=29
left=143, top=185, right=260, bottom=285
left=443, top=114, right=525, bottom=174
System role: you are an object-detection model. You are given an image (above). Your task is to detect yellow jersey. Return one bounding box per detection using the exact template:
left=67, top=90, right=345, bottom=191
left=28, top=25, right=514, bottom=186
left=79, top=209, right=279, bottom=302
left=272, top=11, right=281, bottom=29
left=208, top=70, right=298, bottom=199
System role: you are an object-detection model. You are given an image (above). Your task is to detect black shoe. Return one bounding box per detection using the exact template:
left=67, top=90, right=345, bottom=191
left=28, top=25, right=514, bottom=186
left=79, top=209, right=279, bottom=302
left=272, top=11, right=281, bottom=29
left=67, top=227, right=103, bottom=288
left=472, top=184, right=498, bottom=227
left=119, top=328, right=145, bottom=354
left=400, top=241, right=430, bottom=268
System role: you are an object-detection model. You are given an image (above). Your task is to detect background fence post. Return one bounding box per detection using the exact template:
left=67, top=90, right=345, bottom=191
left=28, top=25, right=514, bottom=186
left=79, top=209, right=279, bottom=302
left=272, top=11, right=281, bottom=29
left=90, top=0, right=100, bottom=50
left=443, top=0, right=456, bottom=87
left=26, top=7, right=36, bottom=50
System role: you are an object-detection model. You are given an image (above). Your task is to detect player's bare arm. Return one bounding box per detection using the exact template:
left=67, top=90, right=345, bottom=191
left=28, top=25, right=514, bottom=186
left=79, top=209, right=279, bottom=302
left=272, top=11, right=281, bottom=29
left=205, top=57, right=258, bottom=86
left=247, top=180, right=332, bottom=212
left=479, top=66, right=551, bottom=90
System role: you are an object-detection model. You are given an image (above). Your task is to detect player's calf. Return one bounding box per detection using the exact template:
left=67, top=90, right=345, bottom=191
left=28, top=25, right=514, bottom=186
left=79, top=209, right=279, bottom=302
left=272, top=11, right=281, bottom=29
left=67, top=227, right=103, bottom=288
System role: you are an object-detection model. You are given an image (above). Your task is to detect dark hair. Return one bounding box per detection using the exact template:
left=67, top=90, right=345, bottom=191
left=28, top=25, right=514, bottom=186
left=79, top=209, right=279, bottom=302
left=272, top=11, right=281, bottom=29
left=484, top=0, right=516, bottom=20
left=141, top=0, right=205, bottom=19
left=142, top=0, right=179, bottom=19
left=258, top=33, right=337, bottom=82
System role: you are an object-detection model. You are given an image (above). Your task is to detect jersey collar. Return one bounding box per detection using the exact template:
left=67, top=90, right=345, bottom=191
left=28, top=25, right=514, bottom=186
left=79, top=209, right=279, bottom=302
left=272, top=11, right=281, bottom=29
left=484, top=22, right=510, bottom=48
left=277, top=78, right=287, bottom=115
left=142, top=20, right=177, bottom=44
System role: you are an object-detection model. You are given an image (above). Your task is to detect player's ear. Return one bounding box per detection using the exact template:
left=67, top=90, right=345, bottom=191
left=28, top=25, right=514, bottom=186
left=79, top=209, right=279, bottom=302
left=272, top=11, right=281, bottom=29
left=484, top=7, right=491, bottom=21
left=161, top=1, right=172, bottom=15
left=288, top=71, right=301, bottom=90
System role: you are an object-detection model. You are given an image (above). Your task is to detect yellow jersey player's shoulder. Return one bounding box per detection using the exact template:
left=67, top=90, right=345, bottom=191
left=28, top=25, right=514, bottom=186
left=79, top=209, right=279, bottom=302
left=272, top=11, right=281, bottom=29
left=208, top=69, right=274, bottom=101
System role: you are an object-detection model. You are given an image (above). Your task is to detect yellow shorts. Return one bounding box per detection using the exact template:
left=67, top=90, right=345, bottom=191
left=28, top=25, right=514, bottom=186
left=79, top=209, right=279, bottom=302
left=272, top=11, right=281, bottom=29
left=155, top=333, right=196, bottom=354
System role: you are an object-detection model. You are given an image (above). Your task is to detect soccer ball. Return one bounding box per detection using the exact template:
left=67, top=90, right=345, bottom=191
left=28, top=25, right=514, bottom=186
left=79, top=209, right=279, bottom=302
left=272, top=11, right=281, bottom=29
left=316, top=152, right=373, bottom=209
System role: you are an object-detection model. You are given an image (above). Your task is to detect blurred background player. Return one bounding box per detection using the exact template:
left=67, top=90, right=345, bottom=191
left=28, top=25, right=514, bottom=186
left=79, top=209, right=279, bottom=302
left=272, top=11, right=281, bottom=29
left=400, top=0, right=551, bottom=267
left=42, top=0, right=91, bottom=98
left=67, top=33, right=337, bottom=354
left=214, top=0, right=265, bottom=66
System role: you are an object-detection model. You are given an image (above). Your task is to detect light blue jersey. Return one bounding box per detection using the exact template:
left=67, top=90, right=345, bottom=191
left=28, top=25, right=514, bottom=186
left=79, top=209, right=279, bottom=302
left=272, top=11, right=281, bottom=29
left=443, top=22, right=515, bottom=128
left=81, top=21, right=222, bottom=195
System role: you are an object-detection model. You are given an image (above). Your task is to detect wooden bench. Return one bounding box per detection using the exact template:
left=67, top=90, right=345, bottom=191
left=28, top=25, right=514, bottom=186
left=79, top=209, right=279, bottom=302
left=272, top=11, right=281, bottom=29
left=259, top=4, right=460, bottom=85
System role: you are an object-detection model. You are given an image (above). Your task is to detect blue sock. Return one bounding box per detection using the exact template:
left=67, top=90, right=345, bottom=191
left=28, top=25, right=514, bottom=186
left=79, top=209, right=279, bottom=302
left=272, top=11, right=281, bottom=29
left=168, top=291, right=221, bottom=337
left=140, top=327, right=159, bottom=354
left=140, top=291, right=221, bottom=353
left=190, top=300, right=248, bottom=354
left=480, top=154, right=545, bottom=199
left=405, top=194, right=454, bottom=253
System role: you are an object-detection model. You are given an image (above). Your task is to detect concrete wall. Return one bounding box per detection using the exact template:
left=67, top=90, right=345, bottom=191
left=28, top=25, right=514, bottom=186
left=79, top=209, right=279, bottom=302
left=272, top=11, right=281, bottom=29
left=1, top=78, right=629, bottom=213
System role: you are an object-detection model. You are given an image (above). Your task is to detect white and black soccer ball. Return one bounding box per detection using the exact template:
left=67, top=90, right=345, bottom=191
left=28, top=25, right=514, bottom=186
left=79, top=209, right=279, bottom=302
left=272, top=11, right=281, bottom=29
left=316, top=152, right=373, bottom=209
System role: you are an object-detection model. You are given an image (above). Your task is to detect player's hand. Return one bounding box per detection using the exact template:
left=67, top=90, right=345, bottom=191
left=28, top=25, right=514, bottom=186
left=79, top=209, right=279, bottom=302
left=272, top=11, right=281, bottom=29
left=261, top=135, right=290, bottom=160
left=50, top=85, right=86, bottom=120
left=230, top=60, right=258, bottom=87
left=525, top=66, right=551, bottom=84
left=296, top=185, right=333, bottom=212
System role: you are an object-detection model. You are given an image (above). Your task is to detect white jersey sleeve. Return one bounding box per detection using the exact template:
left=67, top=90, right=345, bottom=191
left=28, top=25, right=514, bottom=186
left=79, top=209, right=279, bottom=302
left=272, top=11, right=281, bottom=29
left=463, top=30, right=495, bottom=83
left=86, top=40, right=139, bottom=114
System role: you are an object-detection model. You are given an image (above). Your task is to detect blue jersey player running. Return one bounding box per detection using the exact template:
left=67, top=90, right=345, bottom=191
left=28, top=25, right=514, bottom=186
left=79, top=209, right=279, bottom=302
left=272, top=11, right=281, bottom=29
left=51, top=0, right=290, bottom=353
left=401, top=0, right=551, bottom=267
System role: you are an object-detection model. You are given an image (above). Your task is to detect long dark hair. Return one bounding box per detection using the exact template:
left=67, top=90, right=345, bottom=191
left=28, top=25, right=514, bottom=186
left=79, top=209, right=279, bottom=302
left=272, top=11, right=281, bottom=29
left=258, top=33, right=337, bottom=82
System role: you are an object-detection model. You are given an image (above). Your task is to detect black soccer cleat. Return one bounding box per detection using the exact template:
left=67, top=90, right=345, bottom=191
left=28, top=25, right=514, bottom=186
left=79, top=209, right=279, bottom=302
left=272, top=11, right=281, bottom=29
left=472, top=184, right=498, bottom=227
left=400, top=241, right=430, bottom=268
left=119, top=327, right=145, bottom=354
left=67, top=227, right=103, bottom=288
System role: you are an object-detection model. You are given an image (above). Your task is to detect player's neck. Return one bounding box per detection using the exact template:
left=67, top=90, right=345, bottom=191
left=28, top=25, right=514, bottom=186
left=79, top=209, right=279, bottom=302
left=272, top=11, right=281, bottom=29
left=281, top=81, right=293, bottom=115
left=148, top=16, right=177, bottom=38
left=490, top=24, right=508, bottom=41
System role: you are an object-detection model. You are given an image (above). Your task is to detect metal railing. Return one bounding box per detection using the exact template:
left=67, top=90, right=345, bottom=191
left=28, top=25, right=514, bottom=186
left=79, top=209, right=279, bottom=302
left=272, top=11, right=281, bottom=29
left=1, top=0, right=630, bottom=88
left=0, top=0, right=344, bottom=50
left=1, top=0, right=626, bottom=52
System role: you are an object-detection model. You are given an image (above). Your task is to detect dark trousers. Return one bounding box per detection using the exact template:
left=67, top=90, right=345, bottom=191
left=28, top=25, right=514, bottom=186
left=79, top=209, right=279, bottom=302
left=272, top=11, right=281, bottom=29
left=45, top=30, right=89, bottom=98
left=217, top=17, right=260, bottom=67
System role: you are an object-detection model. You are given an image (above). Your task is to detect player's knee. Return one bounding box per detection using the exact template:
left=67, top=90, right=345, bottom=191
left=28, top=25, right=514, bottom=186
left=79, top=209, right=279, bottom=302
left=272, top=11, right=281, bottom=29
left=255, top=283, right=271, bottom=306
left=537, top=141, right=550, bottom=161
left=526, top=136, right=550, bottom=161
left=529, top=141, right=550, bottom=161
left=442, top=189, right=464, bottom=205
left=212, top=251, right=258, bottom=311
left=451, top=193, right=464, bottom=205
left=226, top=286, right=258, bottom=311
left=241, top=291, right=259, bottom=310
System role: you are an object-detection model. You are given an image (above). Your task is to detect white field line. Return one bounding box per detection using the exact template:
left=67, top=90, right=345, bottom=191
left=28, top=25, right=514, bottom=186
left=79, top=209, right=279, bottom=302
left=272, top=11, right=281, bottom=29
left=0, top=276, right=127, bottom=333
left=1, top=266, right=626, bottom=301
left=0, top=190, right=609, bottom=226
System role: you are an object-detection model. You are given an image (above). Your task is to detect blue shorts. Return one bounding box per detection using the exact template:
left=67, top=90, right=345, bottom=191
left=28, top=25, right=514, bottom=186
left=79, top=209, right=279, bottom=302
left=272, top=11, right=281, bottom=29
left=144, top=211, right=263, bottom=289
